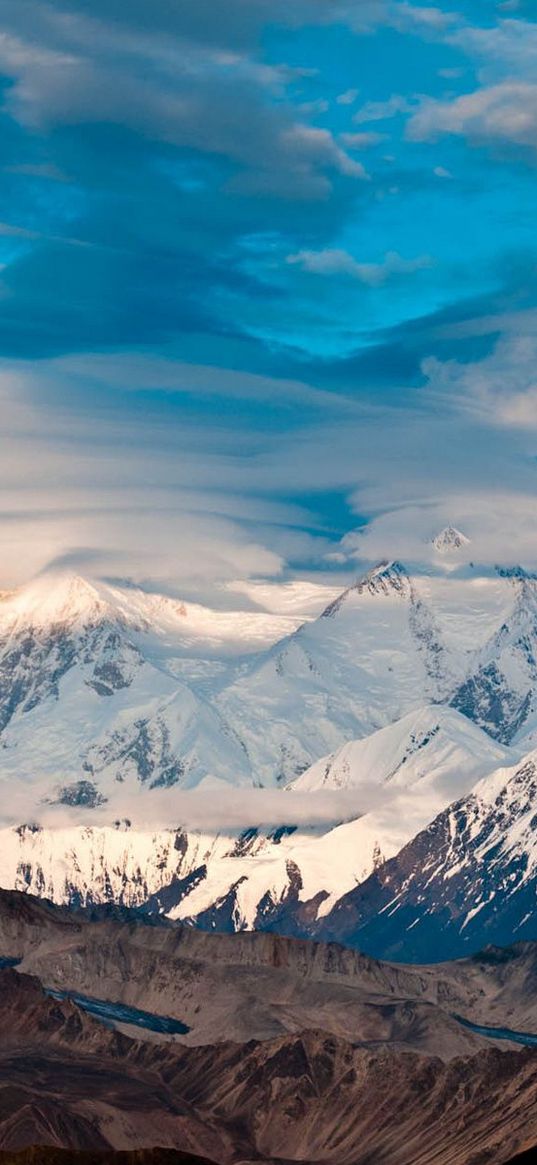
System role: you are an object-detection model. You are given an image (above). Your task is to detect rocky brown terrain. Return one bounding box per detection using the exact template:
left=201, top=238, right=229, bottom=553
left=3, top=890, right=537, bottom=1055
left=0, top=1151, right=214, bottom=1164
left=2, top=892, right=537, bottom=1164
left=2, top=966, right=537, bottom=1165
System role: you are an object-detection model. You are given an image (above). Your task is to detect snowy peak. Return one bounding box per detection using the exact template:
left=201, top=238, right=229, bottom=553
left=356, top=560, right=411, bottom=597
left=0, top=573, right=124, bottom=633
left=432, top=526, right=470, bottom=554
left=321, top=561, right=410, bottom=618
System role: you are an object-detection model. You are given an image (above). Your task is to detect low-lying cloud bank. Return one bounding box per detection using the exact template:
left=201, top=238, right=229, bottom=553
left=0, top=781, right=393, bottom=834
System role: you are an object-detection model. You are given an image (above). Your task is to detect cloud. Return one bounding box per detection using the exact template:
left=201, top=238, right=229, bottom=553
left=3, top=325, right=537, bottom=590
left=423, top=332, right=537, bottom=429
left=286, top=248, right=433, bottom=285
left=449, top=17, right=537, bottom=81
left=0, top=351, right=359, bottom=588
left=389, top=4, right=459, bottom=32
left=407, top=82, right=537, bottom=153
left=0, top=779, right=394, bottom=832
left=0, top=19, right=364, bottom=203
left=339, top=131, right=385, bottom=148
left=336, top=88, right=359, bottom=105
left=0, top=0, right=534, bottom=595
left=338, top=491, right=537, bottom=571
left=354, top=94, right=414, bottom=123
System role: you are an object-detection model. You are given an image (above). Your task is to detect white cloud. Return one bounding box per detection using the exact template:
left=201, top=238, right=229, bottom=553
left=449, top=17, right=537, bottom=81
left=0, top=780, right=392, bottom=833
left=3, top=328, right=537, bottom=589
left=286, top=247, right=433, bottom=284
left=390, top=4, right=459, bottom=32
left=338, top=492, right=537, bottom=571
left=423, top=333, right=537, bottom=430
left=407, top=81, right=537, bottom=152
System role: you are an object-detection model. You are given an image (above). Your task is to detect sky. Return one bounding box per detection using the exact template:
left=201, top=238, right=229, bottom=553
left=1, top=0, right=537, bottom=594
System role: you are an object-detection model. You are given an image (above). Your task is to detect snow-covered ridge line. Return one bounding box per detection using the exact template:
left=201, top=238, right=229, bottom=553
left=2, top=549, right=537, bottom=800
left=0, top=707, right=521, bottom=932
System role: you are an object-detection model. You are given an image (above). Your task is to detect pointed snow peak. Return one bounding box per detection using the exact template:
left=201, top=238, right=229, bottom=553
left=432, top=526, right=470, bottom=554
left=1, top=572, right=117, bottom=631
left=320, top=561, right=410, bottom=618
left=356, top=560, right=411, bottom=597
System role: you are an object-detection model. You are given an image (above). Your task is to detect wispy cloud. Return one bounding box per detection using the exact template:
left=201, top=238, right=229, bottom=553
left=0, top=0, right=534, bottom=592
left=286, top=248, right=433, bottom=284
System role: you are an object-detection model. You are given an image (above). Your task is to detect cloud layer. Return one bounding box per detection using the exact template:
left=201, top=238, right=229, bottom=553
left=0, top=0, right=536, bottom=591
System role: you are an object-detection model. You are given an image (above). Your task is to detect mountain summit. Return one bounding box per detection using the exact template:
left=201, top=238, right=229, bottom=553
left=432, top=526, right=470, bottom=554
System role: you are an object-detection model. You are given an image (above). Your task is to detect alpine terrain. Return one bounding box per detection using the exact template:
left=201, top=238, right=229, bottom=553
left=2, top=532, right=537, bottom=957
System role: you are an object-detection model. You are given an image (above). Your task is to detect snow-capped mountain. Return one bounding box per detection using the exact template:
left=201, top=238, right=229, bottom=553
left=0, top=705, right=513, bottom=935
left=2, top=554, right=537, bottom=804
left=319, top=749, right=537, bottom=962
left=432, top=525, right=470, bottom=554
left=3, top=551, right=537, bottom=956
left=0, top=571, right=321, bottom=807
left=216, top=557, right=537, bottom=784
left=217, top=560, right=459, bottom=786
left=450, top=570, right=537, bottom=744
left=0, top=573, right=258, bottom=803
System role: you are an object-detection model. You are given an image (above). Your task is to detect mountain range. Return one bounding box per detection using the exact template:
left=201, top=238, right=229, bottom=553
left=3, top=533, right=537, bottom=960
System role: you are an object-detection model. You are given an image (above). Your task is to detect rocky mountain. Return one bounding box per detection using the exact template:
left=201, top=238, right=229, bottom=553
left=5, top=964, right=537, bottom=1164
left=319, top=750, right=537, bottom=963
left=5, top=885, right=537, bottom=1049
left=2, top=891, right=537, bottom=1163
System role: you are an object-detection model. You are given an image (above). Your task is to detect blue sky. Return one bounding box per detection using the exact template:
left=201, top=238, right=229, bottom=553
left=0, top=0, right=537, bottom=591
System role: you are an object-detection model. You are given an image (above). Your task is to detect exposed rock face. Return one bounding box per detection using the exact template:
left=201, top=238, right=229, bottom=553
left=449, top=577, right=537, bottom=744
left=319, top=753, right=537, bottom=964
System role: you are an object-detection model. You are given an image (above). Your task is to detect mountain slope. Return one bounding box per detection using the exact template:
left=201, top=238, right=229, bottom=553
left=4, top=965, right=537, bottom=1164
left=320, top=750, right=537, bottom=962
left=217, top=560, right=537, bottom=784
left=3, top=560, right=537, bottom=943
left=3, top=895, right=537, bottom=1164
left=290, top=705, right=510, bottom=793
left=0, top=707, right=511, bottom=932
left=450, top=572, right=537, bottom=744
left=217, top=562, right=460, bottom=785
left=0, top=573, right=285, bottom=800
